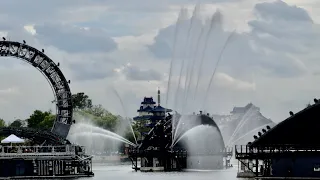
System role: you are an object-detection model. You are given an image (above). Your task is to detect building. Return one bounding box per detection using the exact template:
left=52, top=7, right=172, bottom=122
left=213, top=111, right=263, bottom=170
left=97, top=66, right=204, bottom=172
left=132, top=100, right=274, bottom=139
left=230, top=103, right=260, bottom=114
left=235, top=98, right=320, bottom=179
left=133, top=88, right=172, bottom=139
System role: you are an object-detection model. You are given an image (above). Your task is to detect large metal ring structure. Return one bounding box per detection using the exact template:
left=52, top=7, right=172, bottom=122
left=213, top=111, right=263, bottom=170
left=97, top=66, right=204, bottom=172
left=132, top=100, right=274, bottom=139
left=0, top=40, right=73, bottom=141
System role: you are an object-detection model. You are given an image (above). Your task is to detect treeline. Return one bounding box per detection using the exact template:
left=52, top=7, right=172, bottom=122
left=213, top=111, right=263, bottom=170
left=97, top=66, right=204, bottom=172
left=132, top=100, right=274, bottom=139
left=0, top=92, right=139, bottom=142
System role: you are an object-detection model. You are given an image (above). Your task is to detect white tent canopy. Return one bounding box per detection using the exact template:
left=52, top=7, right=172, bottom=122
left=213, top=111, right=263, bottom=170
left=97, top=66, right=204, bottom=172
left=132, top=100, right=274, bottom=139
left=1, top=134, right=25, bottom=144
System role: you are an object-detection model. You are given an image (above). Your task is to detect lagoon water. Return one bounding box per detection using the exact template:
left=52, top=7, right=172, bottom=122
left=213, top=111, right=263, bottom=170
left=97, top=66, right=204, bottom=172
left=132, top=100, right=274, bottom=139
left=83, top=163, right=240, bottom=180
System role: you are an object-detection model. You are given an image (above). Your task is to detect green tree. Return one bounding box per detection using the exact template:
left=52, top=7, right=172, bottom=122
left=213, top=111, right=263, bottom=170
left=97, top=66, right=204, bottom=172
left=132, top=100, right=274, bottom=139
left=0, top=119, right=6, bottom=127
left=132, top=119, right=150, bottom=140
left=72, top=92, right=92, bottom=110
left=26, top=110, right=51, bottom=129
left=9, top=119, right=24, bottom=128
left=87, top=104, right=106, bottom=117
left=38, top=114, right=55, bottom=130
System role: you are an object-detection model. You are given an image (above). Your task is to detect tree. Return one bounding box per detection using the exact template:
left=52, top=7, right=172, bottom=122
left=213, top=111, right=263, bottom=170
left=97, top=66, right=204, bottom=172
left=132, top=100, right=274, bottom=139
left=38, top=114, right=55, bottom=130
left=9, top=119, right=24, bottom=128
left=0, top=119, right=6, bottom=127
left=88, top=104, right=106, bottom=117
left=26, top=110, right=51, bottom=129
left=72, top=92, right=92, bottom=110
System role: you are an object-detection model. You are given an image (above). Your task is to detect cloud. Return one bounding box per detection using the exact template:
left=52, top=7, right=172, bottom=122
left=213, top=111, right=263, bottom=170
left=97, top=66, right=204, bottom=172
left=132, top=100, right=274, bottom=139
left=68, top=62, right=116, bottom=81
left=119, top=64, right=164, bottom=81
left=0, top=0, right=319, bottom=125
left=254, top=0, right=313, bottom=22
left=34, top=24, right=117, bottom=53
left=148, top=3, right=310, bottom=79
left=214, top=72, right=255, bottom=91
left=145, top=0, right=320, bottom=122
left=0, top=87, right=19, bottom=95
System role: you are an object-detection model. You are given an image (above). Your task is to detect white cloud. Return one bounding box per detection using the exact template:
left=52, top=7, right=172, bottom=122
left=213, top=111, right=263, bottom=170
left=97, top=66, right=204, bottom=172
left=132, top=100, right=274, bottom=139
left=214, top=72, right=256, bottom=91
left=23, top=25, right=36, bottom=35
left=0, top=0, right=318, bottom=125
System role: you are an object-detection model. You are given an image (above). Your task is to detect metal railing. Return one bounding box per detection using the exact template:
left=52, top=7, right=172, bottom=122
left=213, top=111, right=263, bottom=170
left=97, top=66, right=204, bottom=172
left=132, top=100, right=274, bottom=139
left=235, top=145, right=320, bottom=157
left=0, top=145, right=85, bottom=157
left=129, top=147, right=233, bottom=157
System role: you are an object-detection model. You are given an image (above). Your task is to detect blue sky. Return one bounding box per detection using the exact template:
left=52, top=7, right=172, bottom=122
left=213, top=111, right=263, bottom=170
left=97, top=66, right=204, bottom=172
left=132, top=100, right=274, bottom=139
left=0, top=0, right=319, bottom=123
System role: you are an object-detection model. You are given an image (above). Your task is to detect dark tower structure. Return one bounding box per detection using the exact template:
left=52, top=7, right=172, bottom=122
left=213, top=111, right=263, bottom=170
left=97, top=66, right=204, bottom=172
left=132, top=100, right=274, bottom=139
left=129, top=113, right=232, bottom=172
left=157, top=87, right=161, bottom=106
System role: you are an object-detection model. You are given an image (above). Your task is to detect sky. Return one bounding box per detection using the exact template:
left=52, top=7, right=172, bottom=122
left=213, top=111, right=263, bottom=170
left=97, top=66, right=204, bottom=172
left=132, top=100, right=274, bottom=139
left=0, top=0, right=319, bottom=123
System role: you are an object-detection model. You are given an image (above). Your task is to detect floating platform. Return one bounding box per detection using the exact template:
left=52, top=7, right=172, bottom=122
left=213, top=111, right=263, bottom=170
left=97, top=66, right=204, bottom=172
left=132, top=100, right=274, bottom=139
left=0, top=145, right=94, bottom=178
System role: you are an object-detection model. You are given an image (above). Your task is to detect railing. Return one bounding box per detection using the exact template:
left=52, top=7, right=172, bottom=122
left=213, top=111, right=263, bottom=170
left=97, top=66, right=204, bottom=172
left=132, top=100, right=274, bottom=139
left=129, top=147, right=233, bottom=157
left=235, top=145, right=320, bottom=158
left=0, top=145, right=85, bottom=157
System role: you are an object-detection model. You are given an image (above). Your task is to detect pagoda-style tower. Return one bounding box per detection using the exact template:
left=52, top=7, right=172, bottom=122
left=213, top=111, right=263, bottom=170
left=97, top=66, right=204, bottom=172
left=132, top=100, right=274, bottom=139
left=133, top=89, right=172, bottom=139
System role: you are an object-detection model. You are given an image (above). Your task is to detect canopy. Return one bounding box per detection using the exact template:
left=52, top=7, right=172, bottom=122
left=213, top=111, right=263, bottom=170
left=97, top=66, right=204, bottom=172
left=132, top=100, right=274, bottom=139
left=1, top=134, right=25, bottom=144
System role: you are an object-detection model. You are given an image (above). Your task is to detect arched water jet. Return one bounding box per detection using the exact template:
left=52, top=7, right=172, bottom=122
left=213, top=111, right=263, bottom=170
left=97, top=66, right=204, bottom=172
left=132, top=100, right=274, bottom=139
left=172, top=124, right=205, bottom=147
left=227, top=105, right=257, bottom=145
left=228, top=122, right=274, bottom=146
left=173, top=5, right=201, bottom=114
left=173, top=125, right=225, bottom=170
left=110, top=87, right=137, bottom=145
left=192, top=10, right=222, bottom=105
left=180, top=4, right=202, bottom=114
left=69, top=123, right=134, bottom=146
left=69, top=132, right=136, bottom=146
left=165, top=8, right=189, bottom=143
left=183, top=26, right=205, bottom=110
left=201, top=30, right=236, bottom=110
left=172, top=114, right=199, bottom=144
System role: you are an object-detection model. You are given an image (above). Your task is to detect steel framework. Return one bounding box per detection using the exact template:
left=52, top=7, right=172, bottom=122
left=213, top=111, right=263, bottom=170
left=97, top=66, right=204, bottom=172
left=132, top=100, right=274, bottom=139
left=0, top=40, right=73, bottom=141
left=129, top=114, right=233, bottom=171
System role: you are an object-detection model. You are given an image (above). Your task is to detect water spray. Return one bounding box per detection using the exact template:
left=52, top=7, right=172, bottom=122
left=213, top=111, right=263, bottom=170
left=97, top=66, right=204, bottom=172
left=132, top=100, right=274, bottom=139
left=110, top=87, right=138, bottom=145
left=201, top=30, right=236, bottom=109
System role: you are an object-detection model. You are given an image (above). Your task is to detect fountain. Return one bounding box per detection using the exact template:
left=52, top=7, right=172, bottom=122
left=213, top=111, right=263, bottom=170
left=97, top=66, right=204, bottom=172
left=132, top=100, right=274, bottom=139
left=127, top=5, right=236, bottom=172
left=67, top=85, right=139, bottom=157
left=110, top=87, right=137, bottom=145
left=178, top=125, right=225, bottom=170
left=68, top=123, right=135, bottom=147
left=128, top=4, right=276, bottom=172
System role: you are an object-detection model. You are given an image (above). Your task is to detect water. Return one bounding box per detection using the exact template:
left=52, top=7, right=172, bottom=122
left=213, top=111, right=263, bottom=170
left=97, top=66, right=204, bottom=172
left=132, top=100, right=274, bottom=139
left=229, top=122, right=274, bottom=145
left=227, top=105, right=266, bottom=146
left=70, top=132, right=133, bottom=146
left=166, top=6, right=232, bottom=115
left=68, top=122, right=135, bottom=154
left=69, top=123, right=135, bottom=146
left=110, top=87, right=137, bottom=145
left=165, top=6, right=238, bottom=144
left=81, top=164, right=240, bottom=180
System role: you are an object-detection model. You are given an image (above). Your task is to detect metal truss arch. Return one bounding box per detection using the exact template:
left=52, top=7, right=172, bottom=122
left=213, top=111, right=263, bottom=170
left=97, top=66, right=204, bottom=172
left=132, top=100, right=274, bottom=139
left=0, top=40, right=73, bottom=139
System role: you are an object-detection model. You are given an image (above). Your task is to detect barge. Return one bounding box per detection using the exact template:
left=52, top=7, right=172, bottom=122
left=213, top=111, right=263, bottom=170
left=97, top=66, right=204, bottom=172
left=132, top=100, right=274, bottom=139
left=0, top=144, right=93, bottom=178
left=235, top=98, right=320, bottom=179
